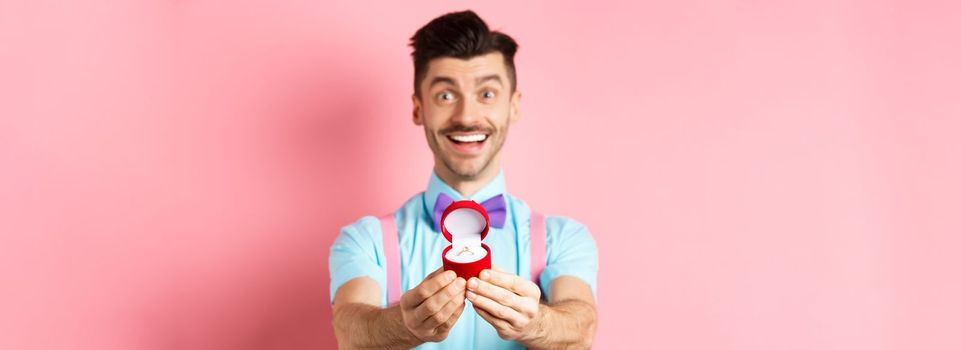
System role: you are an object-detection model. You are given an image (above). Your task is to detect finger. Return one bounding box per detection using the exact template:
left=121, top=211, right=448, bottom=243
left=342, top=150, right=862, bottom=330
left=422, top=288, right=466, bottom=329
left=433, top=296, right=467, bottom=336
left=415, top=277, right=465, bottom=322
left=414, top=277, right=465, bottom=322
left=474, top=303, right=515, bottom=331
left=425, top=267, right=445, bottom=279
left=418, top=268, right=445, bottom=289
left=479, top=269, right=540, bottom=298
left=447, top=298, right=467, bottom=325
left=467, top=289, right=525, bottom=328
left=403, top=270, right=456, bottom=308
left=468, top=277, right=527, bottom=314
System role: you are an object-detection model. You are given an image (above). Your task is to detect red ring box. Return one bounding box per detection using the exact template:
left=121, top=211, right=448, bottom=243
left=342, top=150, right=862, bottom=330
left=440, top=200, right=491, bottom=280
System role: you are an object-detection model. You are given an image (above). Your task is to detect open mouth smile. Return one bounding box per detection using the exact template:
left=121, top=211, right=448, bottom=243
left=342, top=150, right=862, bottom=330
left=445, top=133, right=489, bottom=154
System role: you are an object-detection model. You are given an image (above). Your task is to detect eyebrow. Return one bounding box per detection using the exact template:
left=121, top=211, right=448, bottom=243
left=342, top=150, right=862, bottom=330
left=475, top=74, right=503, bottom=87
left=428, top=74, right=504, bottom=89
left=428, top=76, right=457, bottom=89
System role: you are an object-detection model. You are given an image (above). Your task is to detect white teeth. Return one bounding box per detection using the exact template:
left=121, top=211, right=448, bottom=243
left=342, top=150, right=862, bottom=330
left=449, top=134, right=487, bottom=142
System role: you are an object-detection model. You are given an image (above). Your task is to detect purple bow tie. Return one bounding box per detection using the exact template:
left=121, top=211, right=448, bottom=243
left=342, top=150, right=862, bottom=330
left=433, top=192, right=507, bottom=232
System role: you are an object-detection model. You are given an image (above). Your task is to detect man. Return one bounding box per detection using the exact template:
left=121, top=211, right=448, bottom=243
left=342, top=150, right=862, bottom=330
left=330, top=10, right=598, bottom=349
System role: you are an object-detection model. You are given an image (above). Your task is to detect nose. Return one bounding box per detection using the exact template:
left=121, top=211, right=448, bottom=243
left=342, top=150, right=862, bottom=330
left=451, top=96, right=481, bottom=125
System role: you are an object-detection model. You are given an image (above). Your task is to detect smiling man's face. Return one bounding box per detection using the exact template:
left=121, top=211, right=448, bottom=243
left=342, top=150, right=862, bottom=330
left=413, top=52, right=521, bottom=181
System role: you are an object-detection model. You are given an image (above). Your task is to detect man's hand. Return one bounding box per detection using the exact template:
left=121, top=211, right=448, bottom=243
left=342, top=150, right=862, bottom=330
left=465, top=267, right=543, bottom=342
left=399, top=268, right=468, bottom=343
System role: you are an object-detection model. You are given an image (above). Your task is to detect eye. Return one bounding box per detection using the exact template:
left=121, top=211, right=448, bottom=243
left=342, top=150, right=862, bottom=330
left=437, top=91, right=456, bottom=103
left=481, top=90, right=496, bottom=99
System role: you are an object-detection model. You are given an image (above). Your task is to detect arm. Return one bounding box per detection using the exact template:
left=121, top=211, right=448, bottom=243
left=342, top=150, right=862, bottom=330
left=332, top=269, right=468, bottom=350
left=528, top=276, right=597, bottom=349
left=467, top=270, right=597, bottom=350
left=331, top=277, right=419, bottom=350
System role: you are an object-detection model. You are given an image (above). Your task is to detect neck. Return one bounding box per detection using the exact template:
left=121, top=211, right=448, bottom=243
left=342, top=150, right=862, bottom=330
left=434, top=159, right=501, bottom=198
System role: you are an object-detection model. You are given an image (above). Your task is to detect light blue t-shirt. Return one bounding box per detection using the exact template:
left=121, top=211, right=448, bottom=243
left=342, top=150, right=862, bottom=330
left=329, top=170, right=598, bottom=349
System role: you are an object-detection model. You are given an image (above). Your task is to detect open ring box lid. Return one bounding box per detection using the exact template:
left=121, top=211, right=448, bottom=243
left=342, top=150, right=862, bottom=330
left=440, top=200, right=490, bottom=264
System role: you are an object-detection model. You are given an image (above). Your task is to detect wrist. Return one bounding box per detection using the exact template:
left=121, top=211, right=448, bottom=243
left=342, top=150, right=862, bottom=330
left=519, top=304, right=551, bottom=347
left=388, top=306, right=425, bottom=349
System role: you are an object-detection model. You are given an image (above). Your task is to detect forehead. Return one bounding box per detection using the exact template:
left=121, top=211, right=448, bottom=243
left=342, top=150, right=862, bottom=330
left=423, top=52, right=508, bottom=86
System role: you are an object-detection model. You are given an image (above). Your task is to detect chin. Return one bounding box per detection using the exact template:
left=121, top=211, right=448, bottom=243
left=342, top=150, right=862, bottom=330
left=446, top=161, right=488, bottom=179
left=451, top=167, right=484, bottom=179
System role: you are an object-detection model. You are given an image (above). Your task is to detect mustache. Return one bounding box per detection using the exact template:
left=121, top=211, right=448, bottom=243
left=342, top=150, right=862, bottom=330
left=439, top=124, right=494, bottom=134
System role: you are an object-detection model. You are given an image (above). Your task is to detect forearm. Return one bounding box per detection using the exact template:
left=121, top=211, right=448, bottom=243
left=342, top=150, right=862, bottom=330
left=522, top=300, right=597, bottom=350
left=332, top=303, right=423, bottom=350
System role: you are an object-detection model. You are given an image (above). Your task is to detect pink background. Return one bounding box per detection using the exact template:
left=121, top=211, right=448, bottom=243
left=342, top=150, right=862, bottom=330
left=2, top=1, right=959, bottom=349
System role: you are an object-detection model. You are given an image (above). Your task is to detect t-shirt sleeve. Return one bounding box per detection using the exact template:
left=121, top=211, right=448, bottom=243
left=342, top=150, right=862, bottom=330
left=539, top=216, right=599, bottom=300
left=328, top=216, right=386, bottom=305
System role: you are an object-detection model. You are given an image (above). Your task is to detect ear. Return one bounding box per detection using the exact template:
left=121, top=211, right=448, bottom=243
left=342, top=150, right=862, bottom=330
left=509, top=90, right=522, bottom=124
left=412, top=94, right=424, bottom=126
